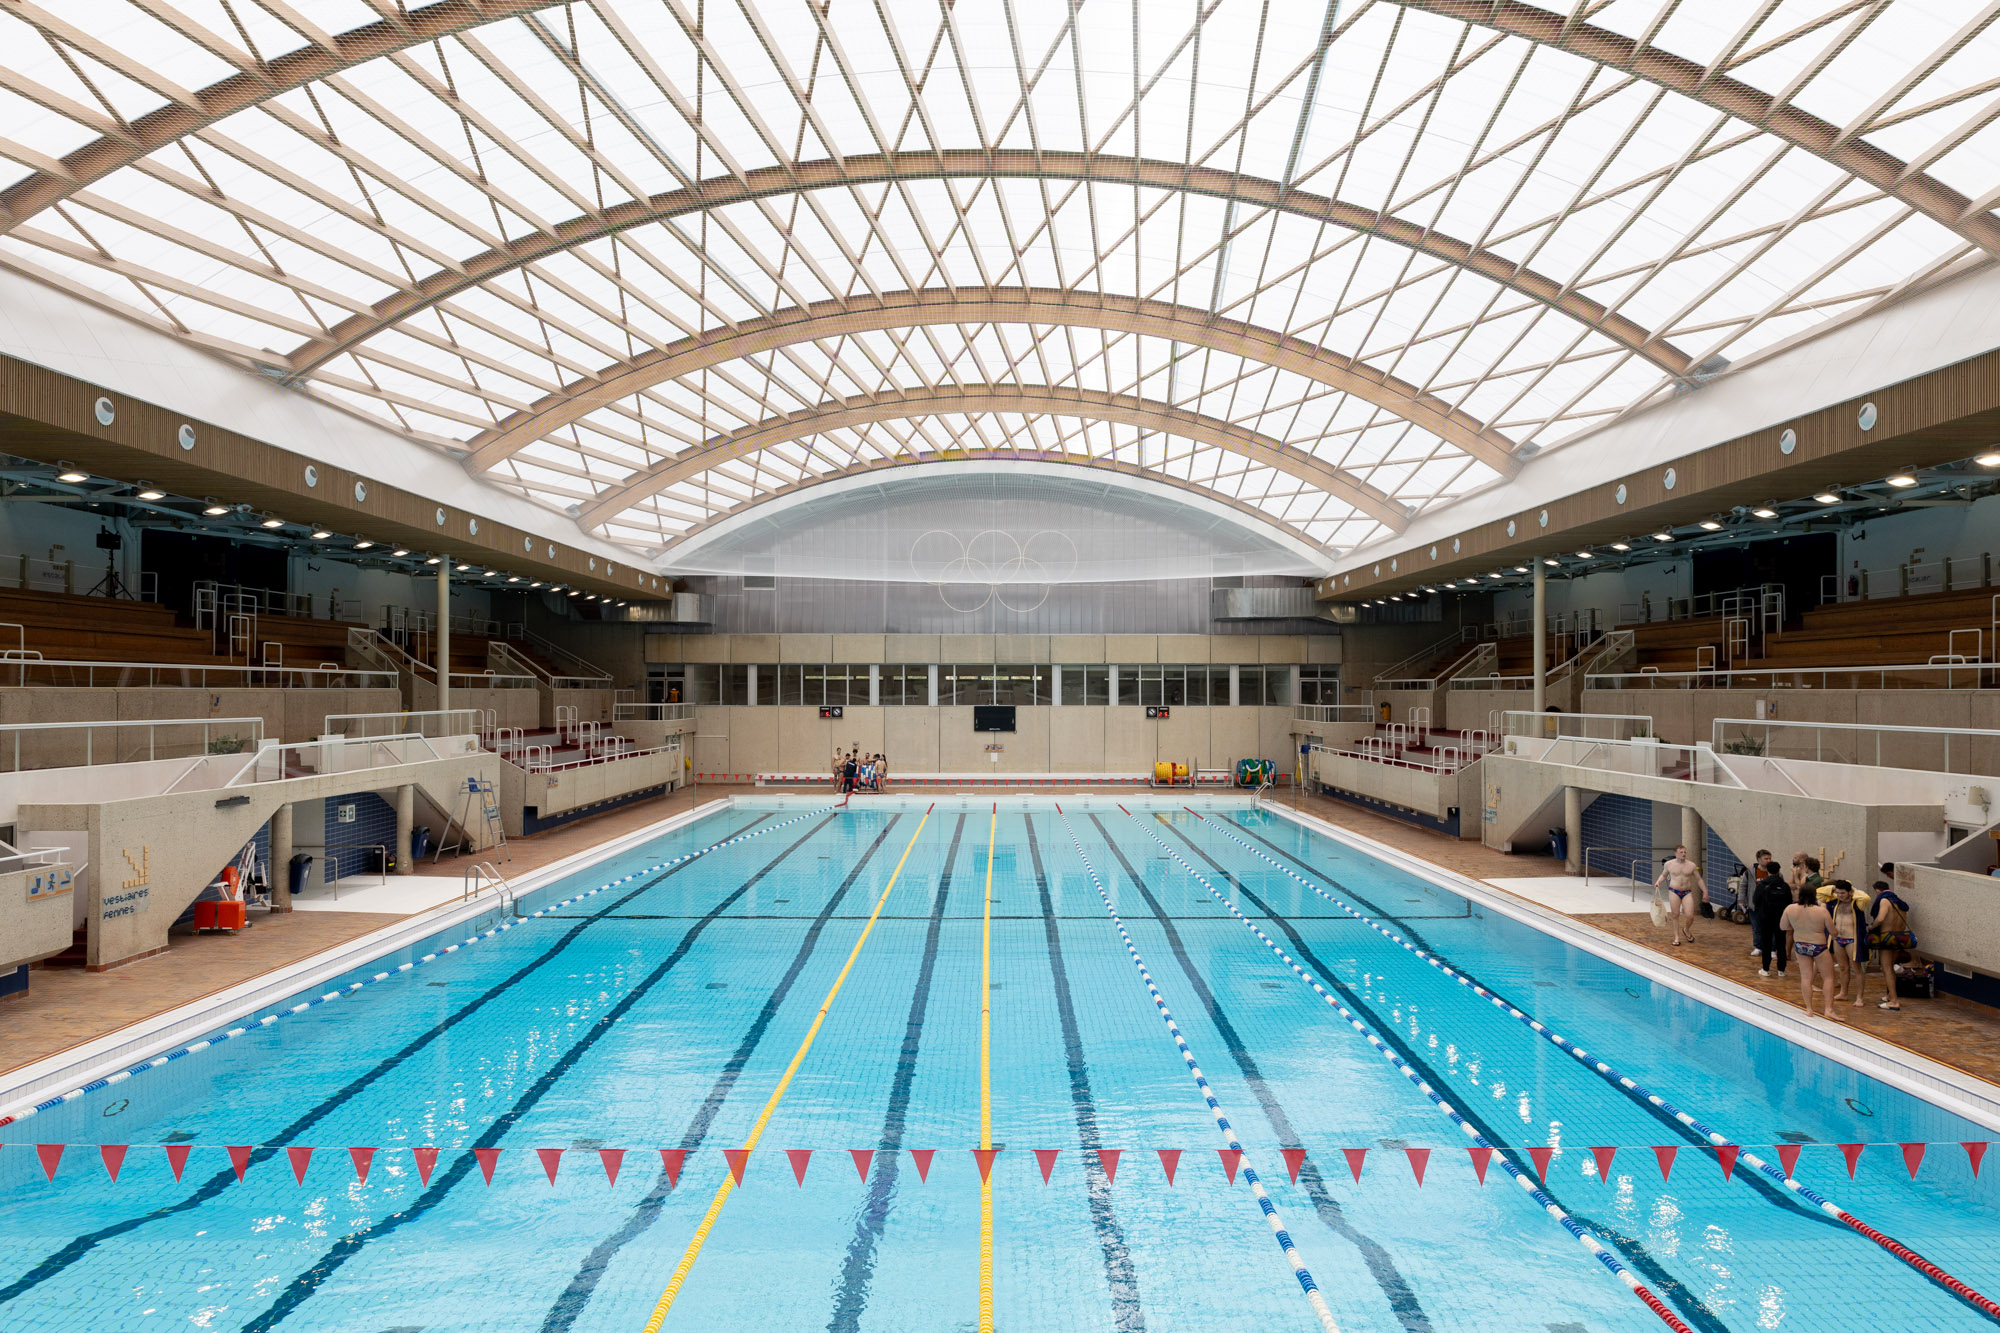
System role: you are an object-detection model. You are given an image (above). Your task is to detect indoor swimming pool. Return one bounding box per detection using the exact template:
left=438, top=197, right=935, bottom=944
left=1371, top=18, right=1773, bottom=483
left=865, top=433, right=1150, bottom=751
left=3, top=796, right=1998, bottom=1332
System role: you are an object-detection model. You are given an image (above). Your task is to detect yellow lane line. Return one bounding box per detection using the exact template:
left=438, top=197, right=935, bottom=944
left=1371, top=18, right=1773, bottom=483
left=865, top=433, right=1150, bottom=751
left=978, top=802, right=997, bottom=1333
left=638, top=804, right=935, bottom=1332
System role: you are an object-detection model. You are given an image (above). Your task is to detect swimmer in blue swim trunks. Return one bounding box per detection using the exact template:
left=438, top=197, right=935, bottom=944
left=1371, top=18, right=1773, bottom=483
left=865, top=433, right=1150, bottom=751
left=1652, top=844, right=1704, bottom=947
left=1780, top=893, right=1841, bottom=1021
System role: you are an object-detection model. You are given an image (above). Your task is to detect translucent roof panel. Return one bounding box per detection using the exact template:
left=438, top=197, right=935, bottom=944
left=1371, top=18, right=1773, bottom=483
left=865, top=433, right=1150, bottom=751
left=3, top=0, right=1998, bottom=562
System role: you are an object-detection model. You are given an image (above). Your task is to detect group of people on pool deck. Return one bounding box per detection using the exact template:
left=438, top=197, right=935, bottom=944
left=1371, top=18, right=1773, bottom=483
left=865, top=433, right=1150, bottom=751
left=834, top=747, right=887, bottom=794
left=1653, top=846, right=1920, bottom=1020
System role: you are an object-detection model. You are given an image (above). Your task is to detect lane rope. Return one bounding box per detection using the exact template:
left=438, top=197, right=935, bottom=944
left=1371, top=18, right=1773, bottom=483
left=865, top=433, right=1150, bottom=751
left=1195, top=809, right=2000, bottom=1325
left=979, top=803, right=997, bottom=1333
left=1050, top=805, right=1341, bottom=1333
left=0, top=807, right=836, bottom=1131
left=639, top=803, right=936, bottom=1331
left=1119, top=806, right=1693, bottom=1333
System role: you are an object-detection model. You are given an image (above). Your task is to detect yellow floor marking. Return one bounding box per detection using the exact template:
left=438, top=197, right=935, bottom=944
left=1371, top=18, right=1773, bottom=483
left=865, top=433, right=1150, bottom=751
left=639, top=805, right=934, bottom=1332
left=979, top=802, right=997, bottom=1333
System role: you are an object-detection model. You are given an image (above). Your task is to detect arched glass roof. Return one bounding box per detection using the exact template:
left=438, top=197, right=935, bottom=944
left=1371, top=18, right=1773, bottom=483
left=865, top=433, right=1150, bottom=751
left=2, top=0, right=1996, bottom=562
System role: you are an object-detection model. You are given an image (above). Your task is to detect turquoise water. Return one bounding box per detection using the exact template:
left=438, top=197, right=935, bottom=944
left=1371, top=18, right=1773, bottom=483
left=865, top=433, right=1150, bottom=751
left=2, top=795, right=1997, bottom=1332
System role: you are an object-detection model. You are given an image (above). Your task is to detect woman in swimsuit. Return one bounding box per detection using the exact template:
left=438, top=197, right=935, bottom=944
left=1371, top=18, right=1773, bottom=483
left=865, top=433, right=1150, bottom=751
left=1779, top=894, right=1841, bottom=1021
left=1869, top=885, right=1917, bottom=1011
left=1827, top=880, right=1864, bottom=1007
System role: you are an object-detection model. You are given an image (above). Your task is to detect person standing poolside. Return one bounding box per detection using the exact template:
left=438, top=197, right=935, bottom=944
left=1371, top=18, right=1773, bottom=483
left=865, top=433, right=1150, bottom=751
left=1751, top=865, right=1792, bottom=979
left=1780, top=893, right=1841, bottom=1021
left=1654, top=844, right=1704, bottom=947
left=1828, top=880, right=1865, bottom=1006
left=1869, top=885, right=1918, bottom=1011
left=1747, top=848, right=1776, bottom=957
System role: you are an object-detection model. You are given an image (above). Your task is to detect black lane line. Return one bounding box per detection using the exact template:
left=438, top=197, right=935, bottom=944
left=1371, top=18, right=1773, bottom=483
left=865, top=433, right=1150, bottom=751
left=1159, top=821, right=1729, bottom=1333
left=1022, top=815, right=1145, bottom=1333
left=539, top=814, right=909, bottom=1332
left=0, top=811, right=780, bottom=1308
left=243, top=813, right=864, bottom=1333
left=1216, top=814, right=1845, bottom=1229
left=1082, top=814, right=1432, bottom=1333
left=825, top=814, right=967, bottom=1333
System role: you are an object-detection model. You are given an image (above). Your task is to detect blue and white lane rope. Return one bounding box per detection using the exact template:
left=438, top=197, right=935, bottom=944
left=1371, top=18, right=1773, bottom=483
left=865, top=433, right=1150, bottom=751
left=1051, top=805, right=1342, bottom=1333
left=1192, top=811, right=2000, bottom=1326
left=1119, top=806, right=1695, bottom=1333
left=0, top=806, right=837, bottom=1130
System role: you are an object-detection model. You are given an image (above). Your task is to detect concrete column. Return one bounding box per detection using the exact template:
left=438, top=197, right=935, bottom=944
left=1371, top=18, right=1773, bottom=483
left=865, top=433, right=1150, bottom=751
left=437, top=560, right=451, bottom=716
left=1532, top=561, right=1547, bottom=714
left=1681, top=805, right=1705, bottom=865
left=1563, top=786, right=1583, bottom=875
left=746, top=663, right=758, bottom=705
left=270, top=802, right=294, bottom=912
left=927, top=664, right=939, bottom=707
left=868, top=664, right=880, bottom=706
left=1050, top=664, right=1062, bottom=707
left=1107, top=663, right=1119, bottom=705
left=395, top=783, right=415, bottom=876
left=1228, top=664, right=1241, bottom=707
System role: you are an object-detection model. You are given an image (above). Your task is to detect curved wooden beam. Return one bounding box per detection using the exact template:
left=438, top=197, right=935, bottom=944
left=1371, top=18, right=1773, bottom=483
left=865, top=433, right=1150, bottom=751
left=291, top=148, right=1689, bottom=379
left=574, top=384, right=1409, bottom=532
left=0, top=1, right=555, bottom=226
left=462, top=288, right=1518, bottom=476
left=653, top=454, right=1339, bottom=560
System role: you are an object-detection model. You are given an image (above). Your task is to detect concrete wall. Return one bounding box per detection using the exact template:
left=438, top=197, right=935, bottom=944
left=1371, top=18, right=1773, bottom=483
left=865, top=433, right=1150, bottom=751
left=500, top=749, right=680, bottom=833
left=688, top=704, right=1300, bottom=777
left=0, top=686, right=403, bottom=761
left=641, top=631, right=1341, bottom=667
left=0, top=860, right=78, bottom=974
left=1584, top=687, right=2000, bottom=769
left=1310, top=749, right=1475, bottom=826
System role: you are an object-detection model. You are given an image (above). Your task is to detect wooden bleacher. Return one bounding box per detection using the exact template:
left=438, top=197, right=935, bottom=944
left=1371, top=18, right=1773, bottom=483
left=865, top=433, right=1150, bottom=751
left=1750, top=586, right=1995, bottom=668
left=0, top=587, right=228, bottom=666
left=1620, top=617, right=1730, bottom=672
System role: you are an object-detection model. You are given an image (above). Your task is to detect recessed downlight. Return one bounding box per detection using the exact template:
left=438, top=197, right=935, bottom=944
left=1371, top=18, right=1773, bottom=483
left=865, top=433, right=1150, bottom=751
left=1652, top=531, right=1673, bottom=541
left=1610, top=541, right=1631, bottom=551
left=1814, top=490, right=1842, bottom=504
left=310, top=529, right=333, bottom=540
left=1751, top=506, right=1777, bottom=519
left=56, top=465, right=88, bottom=483
left=1699, top=518, right=1723, bottom=530
left=391, top=548, right=409, bottom=557
left=203, top=504, right=229, bottom=517
left=1886, top=470, right=1918, bottom=487
left=136, top=485, right=165, bottom=501
left=354, top=539, right=375, bottom=550
left=426, top=556, right=441, bottom=565
left=1575, top=550, right=1592, bottom=559
left=260, top=517, right=285, bottom=529
left=1979, top=453, right=2000, bottom=467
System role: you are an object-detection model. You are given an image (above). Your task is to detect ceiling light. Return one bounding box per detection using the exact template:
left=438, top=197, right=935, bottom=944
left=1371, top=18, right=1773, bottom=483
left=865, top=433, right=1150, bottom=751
left=1610, top=542, right=1630, bottom=552
left=354, top=539, right=375, bottom=549
left=310, top=529, right=333, bottom=540
left=1486, top=573, right=1502, bottom=580
left=530, top=581, right=543, bottom=588
left=1652, top=532, right=1673, bottom=541
left=203, top=504, right=229, bottom=517
left=135, top=486, right=165, bottom=501
left=1698, top=518, right=1722, bottom=530
left=455, top=564, right=471, bottom=571
left=1751, top=506, right=1777, bottom=519
left=426, top=556, right=441, bottom=565
left=56, top=465, right=88, bottom=483
left=507, top=576, right=521, bottom=583
left=1543, top=558, right=1559, bottom=566
left=1978, top=453, right=2000, bottom=467
left=1886, top=470, right=1918, bottom=487
left=1513, top=566, right=1529, bottom=573
left=1389, top=594, right=1402, bottom=601
left=391, top=548, right=409, bottom=557
left=1575, top=550, right=1592, bottom=559
left=1814, top=490, right=1842, bottom=504
left=482, top=570, right=496, bottom=578
left=260, top=517, right=285, bottom=528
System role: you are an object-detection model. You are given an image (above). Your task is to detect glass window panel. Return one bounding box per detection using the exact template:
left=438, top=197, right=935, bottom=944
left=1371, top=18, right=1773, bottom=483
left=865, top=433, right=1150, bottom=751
left=1115, top=664, right=1141, bottom=706
left=779, top=664, right=805, bottom=707
left=683, top=664, right=718, bottom=705
left=1238, top=668, right=1264, bottom=707
left=721, top=665, right=748, bottom=705
left=995, top=665, right=1035, bottom=706
left=1180, top=667, right=1206, bottom=707
left=754, top=665, right=778, bottom=706
left=1084, top=666, right=1109, bottom=706
left=1031, top=665, right=1053, bottom=704
left=1265, top=667, right=1293, bottom=706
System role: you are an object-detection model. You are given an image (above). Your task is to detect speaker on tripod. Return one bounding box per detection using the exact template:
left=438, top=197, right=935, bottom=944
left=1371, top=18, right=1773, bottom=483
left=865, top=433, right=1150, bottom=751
left=87, top=527, right=134, bottom=601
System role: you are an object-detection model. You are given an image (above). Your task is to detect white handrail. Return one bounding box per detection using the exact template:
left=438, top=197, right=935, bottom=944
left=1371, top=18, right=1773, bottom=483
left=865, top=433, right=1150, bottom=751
left=1587, top=660, right=1998, bottom=691
left=0, top=658, right=397, bottom=689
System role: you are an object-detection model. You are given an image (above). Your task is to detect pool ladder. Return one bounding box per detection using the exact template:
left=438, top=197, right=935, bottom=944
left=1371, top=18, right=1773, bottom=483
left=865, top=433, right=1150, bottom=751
left=462, top=861, right=518, bottom=918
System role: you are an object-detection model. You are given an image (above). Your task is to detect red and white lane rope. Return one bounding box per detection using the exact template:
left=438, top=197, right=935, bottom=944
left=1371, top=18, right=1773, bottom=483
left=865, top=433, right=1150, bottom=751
left=1119, top=806, right=1694, bottom=1333
left=1191, top=809, right=2000, bottom=1325
left=1051, top=805, right=1341, bottom=1333
left=0, top=806, right=837, bottom=1131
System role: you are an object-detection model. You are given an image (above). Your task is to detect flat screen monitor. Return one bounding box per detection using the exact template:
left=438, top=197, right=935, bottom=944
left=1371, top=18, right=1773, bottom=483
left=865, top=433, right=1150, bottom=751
left=972, top=705, right=1016, bottom=733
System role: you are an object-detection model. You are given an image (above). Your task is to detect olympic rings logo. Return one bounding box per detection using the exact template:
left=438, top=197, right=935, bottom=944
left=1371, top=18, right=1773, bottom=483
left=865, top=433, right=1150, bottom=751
left=909, top=529, right=1079, bottom=613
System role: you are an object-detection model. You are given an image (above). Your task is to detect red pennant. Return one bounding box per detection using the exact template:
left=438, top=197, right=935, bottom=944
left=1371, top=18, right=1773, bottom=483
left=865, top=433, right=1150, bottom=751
left=100, top=1144, right=127, bottom=1183
left=1217, top=1149, right=1242, bottom=1184
left=660, top=1149, right=685, bottom=1186
left=349, top=1147, right=376, bottom=1184
left=1034, top=1149, right=1059, bottom=1184
left=972, top=1148, right=1001, bottom=1183
left=1717, top=1145, right=1740, bottom=1181
left=1590, top=1146, right=1617, bottom=1182
left=537, top=1148, right=563, bottom=1184
left=474, top=1148, right=501, bottom=1184
left=1655, top=1146, right=1679, bottom=1181
left=848, top=1149, right=873, bottom=1181
left=1468, top=1146, right=1492, bottom=1184
left=1097, top=1149, right=1121, bottom=1184
left=35, top=1144, right=63, bottom=1181
left=724, top=1149, right=751, bottom=1185
left=166, top=1144, right=191, bottom=1181
left=599, top=1148, right=624, bottom=1186
left=1901, top=1143, right=1927, bottom=1179
left=1840, top=1143, right=1864, bottom=1178
left=788, top=1149, right=813, bottom=1185
left=1967, top=1142, right=1990, bottom=1178
left=1405, top=1148, right=1430, bottom=1186
left=1776, top=1144, right=1801, bottom=1179
left=910, top=1149, right=934, bottom=1182
left=287, top=1146, right=314, bottom=1184
left=1280, top=1147, right=1307, bottom=1182
left=1526, top=1146, right=1554, bottom=1180
left=227, top=1146, right=253, bottom=1182
left=1157, top=1148, right=1181, bottom=1185
left=1341, top=1148, right=1367, bottom=1182
left=413, top=1147, right=439, bottom=1184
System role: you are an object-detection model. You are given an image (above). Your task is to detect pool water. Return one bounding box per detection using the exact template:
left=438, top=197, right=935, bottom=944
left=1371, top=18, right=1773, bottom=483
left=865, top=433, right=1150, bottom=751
left=2, top=796, right=1997, bottom=1332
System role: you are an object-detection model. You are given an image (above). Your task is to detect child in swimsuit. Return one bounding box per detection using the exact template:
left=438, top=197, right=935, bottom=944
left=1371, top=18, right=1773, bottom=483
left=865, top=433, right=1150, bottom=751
left=1779, top=896, right=1841, bottom=1021
left=1828, top=880, right=1863, bottom=1007
left=1869, top=886, right=1917, bottom=1011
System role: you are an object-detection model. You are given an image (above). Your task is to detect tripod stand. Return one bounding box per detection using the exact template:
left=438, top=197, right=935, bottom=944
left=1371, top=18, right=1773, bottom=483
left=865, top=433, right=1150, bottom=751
left=86, top=529, right=134, bottom=600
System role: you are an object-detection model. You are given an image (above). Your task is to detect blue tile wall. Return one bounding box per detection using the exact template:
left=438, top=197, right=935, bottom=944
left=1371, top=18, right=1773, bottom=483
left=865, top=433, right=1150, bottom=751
left=1577, top=792, right=1656, bottom=881
left=324, top=792, right=398, bottom=881
left=1706, top=826, right=1749, bottom=907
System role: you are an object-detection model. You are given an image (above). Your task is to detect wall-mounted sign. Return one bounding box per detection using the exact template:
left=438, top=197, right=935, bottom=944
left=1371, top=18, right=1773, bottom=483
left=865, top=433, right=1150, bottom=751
left=1146, top=705, right=1171, bottom=719
left=820, top=705, right=844, bottom=719
left=26, top=865, right=72, bottom=900
left=337, top=803, right=357, bottom=823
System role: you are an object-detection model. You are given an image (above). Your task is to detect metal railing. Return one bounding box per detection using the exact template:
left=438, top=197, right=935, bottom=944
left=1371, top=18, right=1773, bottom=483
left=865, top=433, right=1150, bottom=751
left=1823, top=555, right=1991, bottom=605
left=1586, top=661, right=1995, bottom=691
left=1501, top=710, right=1656, bottom=741
left=0, top=838, right=71, bottom=875
left=614, top=701, right=691, bottom=722
left=1290, top=703, right=1374, bottom=724
left=1375, top=639, right=1495, bottom=691
left=1370, top=625, right=1483, bottom=684
left=517, top=736, right=682, bottom=774
left=0, top=552, right=156, bottom=601
left=504, top=623, right=614, bottom=685
left=323, top=709, right=483, bottom=740
left=1509, top=734, right=1743, bottom=788
left=224, top=733, right=449, bottom=787
left=1622, top=582, right=1784, bottom=630
left=0, top=716, right=264, bottom=773
left=0, top=658, right=396, bottom=689
left=1709, top=716, right=2000, bottom=775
